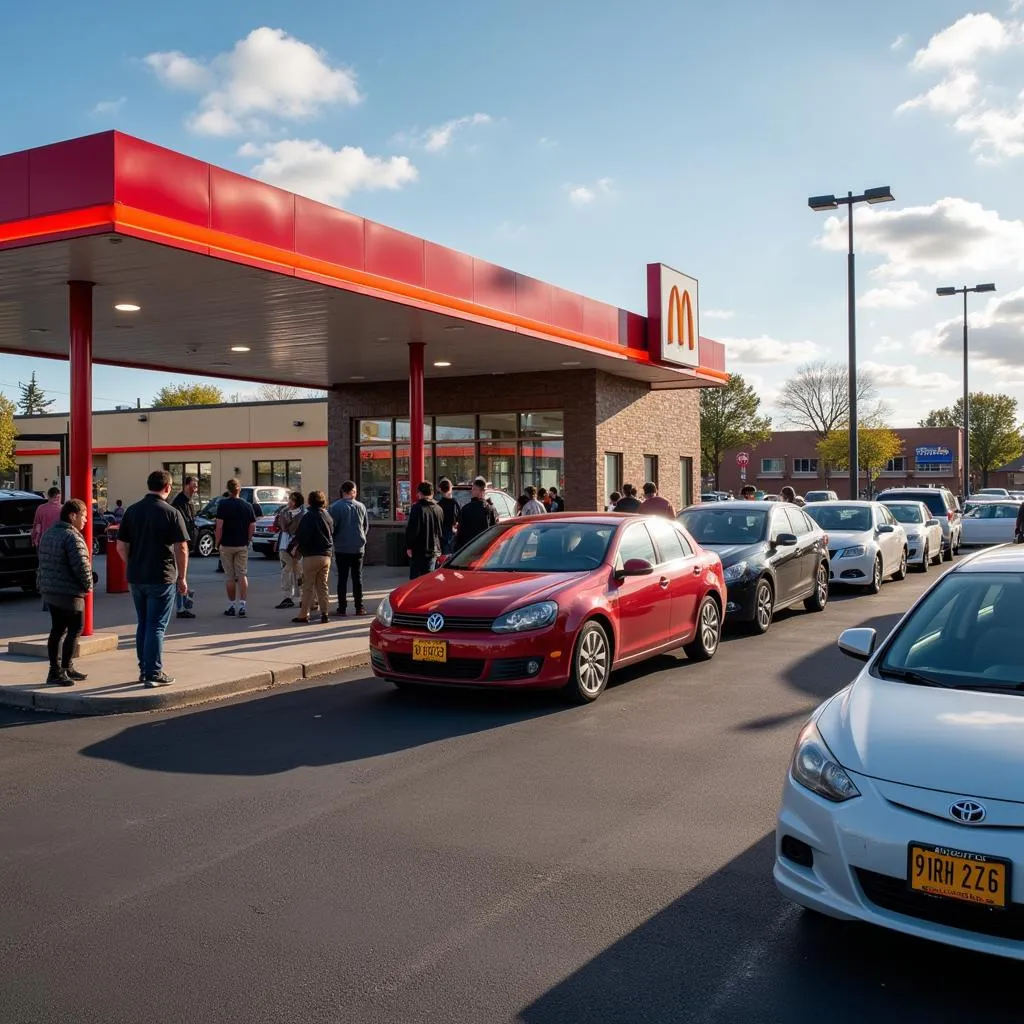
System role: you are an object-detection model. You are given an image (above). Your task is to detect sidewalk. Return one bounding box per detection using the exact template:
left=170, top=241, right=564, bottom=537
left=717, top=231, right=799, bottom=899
left=0, top=556, right=407, bottom=715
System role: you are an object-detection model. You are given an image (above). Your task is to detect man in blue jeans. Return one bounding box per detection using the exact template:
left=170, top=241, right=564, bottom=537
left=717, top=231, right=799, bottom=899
left=116, top=470, right=190, bottom=687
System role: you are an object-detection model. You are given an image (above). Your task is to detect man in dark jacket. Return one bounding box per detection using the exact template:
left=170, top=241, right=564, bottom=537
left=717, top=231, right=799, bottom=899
left=171, top=475, right=199, bottom=619
left=613, top=484, right=642, bottom=513
left=454, top=476, right=499, bottom=552
left=436, top=478, right=460, bottom=555
left=405, top=481, right=446, bottom=579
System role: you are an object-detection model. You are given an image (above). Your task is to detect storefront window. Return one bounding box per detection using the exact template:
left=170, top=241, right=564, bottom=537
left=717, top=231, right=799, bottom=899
left=395, top=446, right=412, bottom=520
left=359, top=419, right=392, bottom=443
left=254, top=460, right=302, bottom=491
left=479, top=413, right=517, bottom=439
left=435, top=415, right=476, bottom=441
left=359, top=446, right=393, bottom=521
left=480, top=442, right=515, bottom=493
left=519, top=411, right=564, bottom=438
left=435, top=444, right=476, bottom=487
left=520, top=440, right=564, bottom=493
left=165, top=461, right=214, bottom=504
left=395, top=419, right=433, bottom=442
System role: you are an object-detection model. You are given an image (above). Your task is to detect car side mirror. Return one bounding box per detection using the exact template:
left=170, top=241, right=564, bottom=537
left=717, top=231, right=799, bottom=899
left=877, top=524, right=895, bottom=534
left=615, top=558, right=654, bottom=580
left=925, top=518, right=940, bottom=528
left=838, top=627, right=877, bottom=662
left=436, top=554, right=450, bottom=568
left=773, top=533, right=797, bottom=547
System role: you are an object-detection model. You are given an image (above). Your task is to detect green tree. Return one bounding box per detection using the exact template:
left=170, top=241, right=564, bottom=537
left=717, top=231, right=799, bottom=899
left=919, top=392, right=1023, bottom=486
left=0, top=394, right=16, bottom=478
left=700, top=374, right=773, bottom=490
left=817, top=426, right=903, bottom=497
left=17, top=372, right=55, bottom=416
left=152, top=382, right=225, bottom=407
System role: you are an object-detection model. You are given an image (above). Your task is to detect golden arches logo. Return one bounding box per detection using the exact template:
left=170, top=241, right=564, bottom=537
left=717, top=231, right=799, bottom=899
left=666, top=285, right=695, bottom=350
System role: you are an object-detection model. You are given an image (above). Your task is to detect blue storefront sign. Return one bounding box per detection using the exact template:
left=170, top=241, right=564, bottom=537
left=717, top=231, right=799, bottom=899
left=915, top=444, right=952, bottom=464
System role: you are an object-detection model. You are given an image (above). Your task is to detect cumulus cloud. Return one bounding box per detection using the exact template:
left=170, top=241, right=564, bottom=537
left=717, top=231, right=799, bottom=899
left=719, top=336, right=819, bottom=365
left=241, top=139, right=417, bottom=205
left=91, top=97, right=126, bottom=117
left=891, top=34, right=909, bottom=51
left=569, top=177, right=614, bottom=205
left=871, top=336, right=904, bottom=354
left=929, top=286, right=1024, bottom=369
left=145, top=27, right=360, bottom=136
left=423, top=113, right=491, bottom=152
left=858, top=280, right=928, bottom=309
left=859, top=361, right=957, bottom=390
left=703, top=309, right=735, bottom=320
left=910, top=13, right=1019, bottom=70
left=955, top=94, right=1024, bottom=159
left=897, top=71, right=979, bottom=114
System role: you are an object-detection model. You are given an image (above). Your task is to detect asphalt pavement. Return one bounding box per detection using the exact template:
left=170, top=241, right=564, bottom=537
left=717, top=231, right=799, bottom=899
left=2, top=561, right=1021, bottom=1024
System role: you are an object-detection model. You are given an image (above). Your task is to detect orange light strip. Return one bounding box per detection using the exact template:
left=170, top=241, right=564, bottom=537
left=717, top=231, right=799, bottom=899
left=0, top=204, right=115, bottom=247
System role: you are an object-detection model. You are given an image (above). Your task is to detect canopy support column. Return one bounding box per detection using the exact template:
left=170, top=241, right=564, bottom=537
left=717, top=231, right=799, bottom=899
left=69, top=280, right=94, bottom=636
left=409, top=342, right=425, bottom=491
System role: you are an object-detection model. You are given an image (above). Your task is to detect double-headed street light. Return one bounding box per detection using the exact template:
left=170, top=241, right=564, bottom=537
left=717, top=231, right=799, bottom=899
left=809, top=186, right=895, bottom=499
left=936, top=282, right=996, bottom=499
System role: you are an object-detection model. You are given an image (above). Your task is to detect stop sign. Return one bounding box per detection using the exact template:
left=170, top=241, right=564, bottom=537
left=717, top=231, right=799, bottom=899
left=736, top=452, right=750, bottom=468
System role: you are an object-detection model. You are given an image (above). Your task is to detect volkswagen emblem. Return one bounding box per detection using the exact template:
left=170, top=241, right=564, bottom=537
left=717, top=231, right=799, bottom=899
left=950, top=800, right=987, bottom=824
left=426, top=613, right=445, bottom=634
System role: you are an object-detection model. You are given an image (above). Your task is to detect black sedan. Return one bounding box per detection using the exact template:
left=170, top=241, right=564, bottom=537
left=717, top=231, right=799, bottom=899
left=678, top=501, right=830, bottom=633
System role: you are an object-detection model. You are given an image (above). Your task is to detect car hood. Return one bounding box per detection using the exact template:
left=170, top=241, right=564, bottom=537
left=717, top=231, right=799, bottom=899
left=195, top=516, right=214, bottom=528
left=822, top=529, right=872, bottom=547
left=819, top=675, right=1024, bottom=802
left=392, top=568, right=586, bottom=617
left=697, top=542, right=765, bottom=567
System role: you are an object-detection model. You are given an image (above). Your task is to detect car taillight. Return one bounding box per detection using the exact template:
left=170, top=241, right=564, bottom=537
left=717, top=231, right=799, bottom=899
left=947, top=511, right=954, bottom=521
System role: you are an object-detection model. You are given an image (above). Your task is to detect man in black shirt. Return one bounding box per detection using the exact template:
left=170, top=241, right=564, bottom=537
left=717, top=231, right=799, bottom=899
left=116, top=469, right=190, bottom=687
left=171, top=475, right=199, bottom=619
left=405, top=481, right=446, bottom=579
left=613, top=484, right=643, bottom=513
left=436, top=478, right=460, bottom=555
left=215, top=478, right=256, bottom=618
left=454, top=476, right=499, bottom=552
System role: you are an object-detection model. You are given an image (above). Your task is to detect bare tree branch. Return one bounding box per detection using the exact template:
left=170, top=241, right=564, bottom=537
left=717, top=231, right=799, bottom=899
left=776, top=361, right=881, bottom=438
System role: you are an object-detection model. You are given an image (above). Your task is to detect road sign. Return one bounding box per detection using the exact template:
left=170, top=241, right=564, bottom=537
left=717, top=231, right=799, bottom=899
left=736, top=452, right=750, bottom=468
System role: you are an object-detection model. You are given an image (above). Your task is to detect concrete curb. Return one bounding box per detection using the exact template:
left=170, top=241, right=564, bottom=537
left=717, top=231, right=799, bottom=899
left=0, top=650, right=371, bottom=717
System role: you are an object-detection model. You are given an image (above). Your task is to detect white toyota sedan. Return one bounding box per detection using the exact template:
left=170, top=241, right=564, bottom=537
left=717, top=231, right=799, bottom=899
left=881, top=500, right=944, bottom=571
left=775, top=546, right=1024, bottom=959
left=805, top=501, right=908, bottom=593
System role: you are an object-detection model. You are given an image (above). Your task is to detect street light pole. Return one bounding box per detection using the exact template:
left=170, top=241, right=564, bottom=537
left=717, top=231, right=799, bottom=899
left=937, top=282, right=996, bottom=499
left=809, top=186, right=895, bottom=500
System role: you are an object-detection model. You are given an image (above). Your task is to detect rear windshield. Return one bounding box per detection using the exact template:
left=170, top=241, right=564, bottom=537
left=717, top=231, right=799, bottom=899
left=886, top=504, right=924, bottom=524
left=880, top=491, right=947, bottom=515
left=0, top=499, right=44, bottom=529
left=806, top=505, right=872, bottom=532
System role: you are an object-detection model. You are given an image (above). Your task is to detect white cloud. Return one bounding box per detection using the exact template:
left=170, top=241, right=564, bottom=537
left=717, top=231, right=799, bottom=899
left=910, top=13, right=1018, bottom=70
left=242, top=139, right=417, bottom=205
left=538, top=136, right=558, bottom=149
left=891, top=34, right=909, bottom=51
left=897, top=71, right=979, bottom=114
left=955, top=92, right=1024, bottom=159
left=816, top=197, right=1024, bottom=278
left=91, top=97, right=126, bottom=116
left=498, top=221, right=527, bottom=240
left=422, top=113, right=491, bottom=152
left=929, top=286, right=1024, bottom=369
left=860, top=361, right=957, bottom=390
left=145, top=27, right=360, bottom=136
left=858, top=280, right=928, bottom=309
left=568, top=177, right=614, bottom=206
left=871, top=336, right=904, bottom=354
left=720, top=335, right=819, bottom=364
left=703, top=309, right=735, bottom=320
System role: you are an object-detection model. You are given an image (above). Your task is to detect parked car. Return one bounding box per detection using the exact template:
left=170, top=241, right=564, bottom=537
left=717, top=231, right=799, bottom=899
left=880, top=501, right=944, bottom=571
left=974, top=487, right=1010, bottom=498
left=874, top=487, right=962, bottom=560
left=370, top=513, right=726, bottom=703
left=774, top=545, right=1024, bottom=960
left=451, top=483, right=518, bottom=520
left=804, top=501, right=908, bottom=593
left=678, top=501, right=829, bottom=634
left=252, top=503, right=288, bottom=558
left=90, top=503, right=115, bottom=555
left=804, top=490, right=839, bottom=503
left=960, top=500, right=1022, bottom=548
left=0, top=489, right=45, bottom=592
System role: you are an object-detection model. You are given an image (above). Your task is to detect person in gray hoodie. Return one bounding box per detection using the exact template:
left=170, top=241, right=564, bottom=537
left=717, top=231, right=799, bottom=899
left=36, top=499, right=94, bottom=685
left=329, top=480, right=369, bottom=616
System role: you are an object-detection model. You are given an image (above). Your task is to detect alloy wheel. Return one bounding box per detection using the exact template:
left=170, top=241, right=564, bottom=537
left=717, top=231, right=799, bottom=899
left=756, top=582, right=773, bottom=631
left=873, top=559, right=882, bottom=590
left=816, top=565, right=828, bottom=606
left=577, top=627, right=609, bottom=696
left=700, top=600, right=720, bottom=654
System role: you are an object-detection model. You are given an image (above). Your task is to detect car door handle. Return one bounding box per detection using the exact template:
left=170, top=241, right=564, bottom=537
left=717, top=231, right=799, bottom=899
left=659, top=576, right=670, bottom=589
left=692, top=566, right=701, bottom=576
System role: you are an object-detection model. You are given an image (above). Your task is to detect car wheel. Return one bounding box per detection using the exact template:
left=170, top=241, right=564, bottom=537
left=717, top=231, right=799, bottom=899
left=683, top=596, right=721, bottom=661
left=803, top=561, right=829, bottom=612
left=868, top=556, right=883, bottom=594
left=943, top=539, right=954, bottom=562
left=893, top=548, right=908, bottom=581
left=565, top=621, right=611, bottom=703
left=953, top=531, right=962, bottom=556
left=918, top=545, right=929, bottom=573
left=196, top=531, right=215, bottom=558
left=748, top=578, right=774, bottom=634
left=932, top=545, right=943, bottom=566
left=92, top=536, right=100, bottom=556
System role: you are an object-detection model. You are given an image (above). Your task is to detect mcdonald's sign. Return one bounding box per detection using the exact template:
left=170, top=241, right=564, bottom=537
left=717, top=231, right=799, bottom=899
left=646, top=263, right=700, bottom=368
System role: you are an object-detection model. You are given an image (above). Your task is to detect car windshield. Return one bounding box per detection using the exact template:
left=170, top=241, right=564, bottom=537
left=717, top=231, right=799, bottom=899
left=199, top=498, right=220, bottom=518
left=677, top=508, right=767, bottom=545
left=447, top=521, right=614, bottom=572
left=879, top=572, right=1024, bottom=692
left=880, top=491, right=947, bottom=516
left=0, top=499, right=44, bottom=528
left=806, top=505, right=872, bottom=532
left=886, top=504, right=924, bottom=525
left=804, top=492, right=831, bottom=502
left=965, top=502, right=1019, bottom=520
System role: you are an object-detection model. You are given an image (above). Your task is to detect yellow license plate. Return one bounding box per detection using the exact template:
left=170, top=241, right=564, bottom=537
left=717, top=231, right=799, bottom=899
left=412, top=639, right=447, bottom=663
left=909, top=843, right=1010, bottom=909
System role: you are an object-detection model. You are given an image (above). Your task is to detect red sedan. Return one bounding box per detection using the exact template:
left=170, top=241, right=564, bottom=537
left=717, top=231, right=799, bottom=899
left=369, top=513, right=726, bottom=702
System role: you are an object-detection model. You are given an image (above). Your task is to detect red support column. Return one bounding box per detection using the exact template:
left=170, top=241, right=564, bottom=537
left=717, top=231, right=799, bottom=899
left=408, top=343, right=426, bottom=490
left=69, top=280, right=95, bottom=637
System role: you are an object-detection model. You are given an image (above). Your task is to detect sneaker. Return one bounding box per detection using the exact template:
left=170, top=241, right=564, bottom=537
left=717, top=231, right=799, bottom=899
left=355, top=606, right=366, bottom=616
left=335, top=607, right=347, bottom=617
left=144, top=673, right=174, bottom=688
left=320, top=615, right=330, bottom=624
left=224, top=606, right=236, bottom=616
left=63, top=665, right=88, bottom=682
left=46, top=667, right=72, bottom=686
left=275, top=598, right=295, bottom=609
left=238, top=606, right=247, bottom=618
left=291, top=615, right=309, bottom=624
left=177, top=610, right=196, bottom=619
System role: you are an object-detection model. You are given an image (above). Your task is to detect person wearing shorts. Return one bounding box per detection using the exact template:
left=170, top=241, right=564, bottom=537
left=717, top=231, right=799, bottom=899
left=215, top=478, right=256, bottom=618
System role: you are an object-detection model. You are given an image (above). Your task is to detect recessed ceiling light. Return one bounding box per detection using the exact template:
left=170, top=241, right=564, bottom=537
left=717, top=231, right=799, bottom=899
left=28, top=328, right=48, bottom=334
left=350, top=375, right=366, bottom=381
left=562, top=360, right=581, bottom=366
left=114, top=325, right=134, bottom=330
left=443, top=325, right=465, bottom=332
left=376, top=336, right=390, bottom=342
left=230, top=345, right=251, bottom=353
left=115, top=303, right=141, bottom=312
left=433, top=361, right=452, bottom=367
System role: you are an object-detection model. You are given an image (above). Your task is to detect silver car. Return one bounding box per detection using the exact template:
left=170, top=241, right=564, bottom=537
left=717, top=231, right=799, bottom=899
left=875, top=487, right=962, bottom=561
left=805, top=501, right=908, bottom=593
left=881, top=501, right=944, bottom=571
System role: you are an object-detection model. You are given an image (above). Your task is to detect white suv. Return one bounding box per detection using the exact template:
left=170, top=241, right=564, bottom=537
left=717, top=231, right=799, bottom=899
left=874, top=487, right=962, bottom=560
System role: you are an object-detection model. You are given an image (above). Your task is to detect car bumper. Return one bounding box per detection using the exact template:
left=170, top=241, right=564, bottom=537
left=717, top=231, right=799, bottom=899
left=369, top=622, right=572, bottom=689
left=723, top=577, right=759, bottom=620
left=828, top=551, right=875, bottom=585
left=904, top=536, right=926, bottom=564
left=775, top=771, right=1024, bottom=959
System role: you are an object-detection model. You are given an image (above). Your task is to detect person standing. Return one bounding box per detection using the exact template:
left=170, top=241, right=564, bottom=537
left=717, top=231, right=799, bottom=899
left=31, top=486, right=62, bottom=548
left=405, top=481, right=445, bottom=579
left=36, top=499, right=93, bottom=685
left=274, top=491, right=305, bottom=610
left=116, top=470, right=189, bottom=687
left=548, top=486, right=565, bottom=513
left=640, top=482, right=675, bottom=518
left=171, top=475, right=199, bottom=619
left=215, top=478, right=256, bottom=618
left=291, top=490, right=333, bottom=625
left=519, top=486, right=547, bottom=516
left=454, top=476, right=499, bottom=551
left=329, top=481, right=369, bottom=616
left=740, top=485, right=757, bottom=500
left=111, top=499, right=125, bottom=522
left=613, top=485, right=642, bottom=513
left=436, top=478, right=460, bottom=556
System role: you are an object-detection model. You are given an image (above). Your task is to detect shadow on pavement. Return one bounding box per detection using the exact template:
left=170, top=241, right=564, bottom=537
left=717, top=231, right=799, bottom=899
left=520, top=833, right=1023, bottom=1024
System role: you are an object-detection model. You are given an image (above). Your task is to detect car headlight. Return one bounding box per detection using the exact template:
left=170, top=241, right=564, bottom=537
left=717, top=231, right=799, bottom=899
left=492, top=601, right=558, bottom=633
left=375, top=594, right=394, bottom=627
left=838, top=545, right=866, bottom=558
left=722, top=560, right=748, bottom=583
left=790, top=721, right=860, bottom=802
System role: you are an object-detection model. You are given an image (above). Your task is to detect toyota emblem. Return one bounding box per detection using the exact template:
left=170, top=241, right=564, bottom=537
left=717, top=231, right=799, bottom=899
left=426, top=613, right=445, bottom=634
left=949, top=800, right=987, bottom=824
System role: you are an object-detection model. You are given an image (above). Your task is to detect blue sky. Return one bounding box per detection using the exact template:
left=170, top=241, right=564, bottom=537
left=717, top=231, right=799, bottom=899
left=3, top=0, right=1024, bottom=425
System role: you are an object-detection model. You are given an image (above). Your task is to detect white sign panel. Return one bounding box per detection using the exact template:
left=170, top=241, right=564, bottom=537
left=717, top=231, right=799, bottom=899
left=648, top=264, right=700, bottom=368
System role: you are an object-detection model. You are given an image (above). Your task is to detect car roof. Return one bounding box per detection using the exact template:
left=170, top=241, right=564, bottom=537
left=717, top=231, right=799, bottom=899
left=880, top=499, right=928, bottom=506
left=877, top=486, right=951, bottom=495
left=806, top=499, right=877, bottom=507
left=952, top=545, right=1024, bottom=573
left=0, top=489, right=44, bottom=500
left=683, top=500, right=777, bottom=510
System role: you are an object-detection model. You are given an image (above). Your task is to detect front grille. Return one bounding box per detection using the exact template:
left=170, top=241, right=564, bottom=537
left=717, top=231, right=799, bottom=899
left=488, top=657, right=544, bottom=681
left=855, top=868, right=1024, bottom=940
left=387, top=654, right=485, bottom=680
left=391, top=613, right=494, bottom=632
